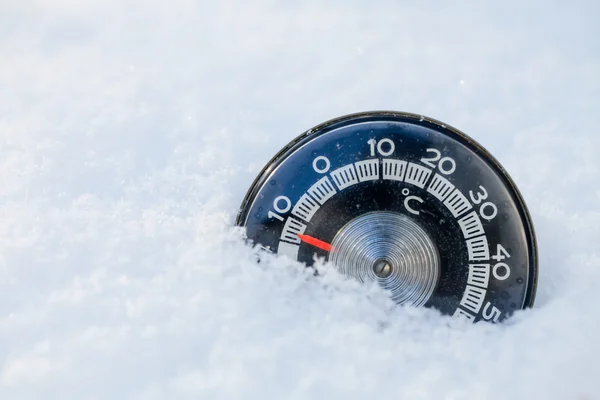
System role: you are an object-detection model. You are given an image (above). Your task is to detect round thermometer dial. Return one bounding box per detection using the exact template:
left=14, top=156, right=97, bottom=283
left=236, top=111, right=538, bottom=322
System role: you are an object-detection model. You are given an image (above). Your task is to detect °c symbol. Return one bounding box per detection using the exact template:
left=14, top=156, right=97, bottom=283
left=404, top=195, right=424, bottom=215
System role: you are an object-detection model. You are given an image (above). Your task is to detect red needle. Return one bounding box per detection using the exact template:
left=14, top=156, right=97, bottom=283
left=297, top=234, right=332, bottom=252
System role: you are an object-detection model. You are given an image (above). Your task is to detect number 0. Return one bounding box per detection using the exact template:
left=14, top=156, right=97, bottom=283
left=273, top=196, right=291, bottom=213
left=312, top=156, right=330, bottom=173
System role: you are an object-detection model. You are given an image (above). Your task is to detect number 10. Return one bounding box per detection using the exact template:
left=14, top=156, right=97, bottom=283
left=368, top=138, right=395, bottom=156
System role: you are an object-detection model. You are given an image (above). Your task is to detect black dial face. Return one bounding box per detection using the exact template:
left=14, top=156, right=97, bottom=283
left=236, top=111, right=538, bottom=322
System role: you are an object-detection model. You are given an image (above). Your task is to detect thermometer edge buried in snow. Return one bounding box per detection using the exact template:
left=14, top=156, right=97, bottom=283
left=236, top=111, right=538, bottom=323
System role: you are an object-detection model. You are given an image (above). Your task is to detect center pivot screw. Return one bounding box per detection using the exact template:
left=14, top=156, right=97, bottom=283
left=373, top=259, right=393, bottom=278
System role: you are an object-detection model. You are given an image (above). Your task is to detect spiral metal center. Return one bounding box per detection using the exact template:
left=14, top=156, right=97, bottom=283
left=329, top=211, right=440, bottom=307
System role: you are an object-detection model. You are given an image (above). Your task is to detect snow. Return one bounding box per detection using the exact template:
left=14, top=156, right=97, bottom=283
left=1, top=0, right=599, bottom=398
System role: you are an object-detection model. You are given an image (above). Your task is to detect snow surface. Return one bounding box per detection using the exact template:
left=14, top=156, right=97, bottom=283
left=1, top=0, right=600, bottom=398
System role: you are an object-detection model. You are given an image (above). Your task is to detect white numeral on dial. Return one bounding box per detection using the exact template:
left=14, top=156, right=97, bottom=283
left=368, top=138, right=395, bottom=156
left=491, top=244, right=511, bottom=280
left=492, top=262, right=511, bottom=281
left=469, top=185, right=498, bottom=221
left=420, top=148, right=456, bottom=175
left=312, top=156, right=331, bottom=174
left=482, top=302, right=502, bottom=323
left=268, top=195, right=292, bottom=221
left=492, top=244, right=510, bottom=262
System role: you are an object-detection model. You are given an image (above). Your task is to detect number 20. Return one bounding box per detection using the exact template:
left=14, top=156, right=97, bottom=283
left=420, top=148, right=456, bottom=175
